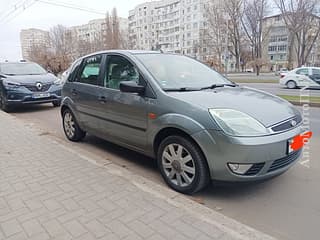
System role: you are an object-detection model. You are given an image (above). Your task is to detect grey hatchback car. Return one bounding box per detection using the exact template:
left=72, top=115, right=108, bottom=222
left=61, top=50, right=304, bottom=194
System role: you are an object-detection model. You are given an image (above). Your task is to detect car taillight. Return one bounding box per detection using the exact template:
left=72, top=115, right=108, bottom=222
left=280, top=74, right=285, bottom=78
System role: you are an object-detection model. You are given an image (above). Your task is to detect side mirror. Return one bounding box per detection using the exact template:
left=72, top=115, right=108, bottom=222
left=120, top=81, right=145, bottom=94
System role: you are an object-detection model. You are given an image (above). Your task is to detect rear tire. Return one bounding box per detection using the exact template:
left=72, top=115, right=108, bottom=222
left=62, top=108, right=86, bottom=142
left=286, top=80, right=297, bottom=89
left=157, top=135, right=210, bottom=194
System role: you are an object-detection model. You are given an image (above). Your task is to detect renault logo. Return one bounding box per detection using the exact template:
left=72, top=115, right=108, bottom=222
left=36, top=82, right=42, bottom=90
left=290, top=120, right=297, bottom=127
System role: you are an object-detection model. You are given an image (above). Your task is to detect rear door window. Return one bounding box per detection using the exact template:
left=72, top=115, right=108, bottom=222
left=78, top=55, right=102, bottom=86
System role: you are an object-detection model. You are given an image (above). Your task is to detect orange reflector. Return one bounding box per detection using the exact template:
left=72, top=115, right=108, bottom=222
left=148, top=113, right=157, bottom=119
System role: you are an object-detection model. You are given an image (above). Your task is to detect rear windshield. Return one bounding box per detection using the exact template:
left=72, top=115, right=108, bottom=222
left=0, top=63, right=47, bottom=75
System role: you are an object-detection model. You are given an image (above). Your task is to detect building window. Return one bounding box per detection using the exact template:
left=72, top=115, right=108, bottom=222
left=270, top=55, right=274, bottom=60
left=278, top=45, right=287, bottom=51
left=268, top=46, right=277, bottom=52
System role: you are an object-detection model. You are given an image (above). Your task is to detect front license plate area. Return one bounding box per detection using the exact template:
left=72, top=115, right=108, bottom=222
left=287, top=138, right=294, bottom=154
left=33, top=93, right=50, bottom=99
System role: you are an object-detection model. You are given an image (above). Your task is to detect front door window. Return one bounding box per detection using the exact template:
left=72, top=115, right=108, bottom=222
left=105, top=55, right=140, bottom=90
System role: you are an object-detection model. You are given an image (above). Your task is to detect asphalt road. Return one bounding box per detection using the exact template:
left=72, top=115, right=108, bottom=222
left=10, top=103, right=320, bottom=240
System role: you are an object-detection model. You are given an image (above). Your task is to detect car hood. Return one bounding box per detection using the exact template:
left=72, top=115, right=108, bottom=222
left=167, top=86, right=300, bottom=127
left=4, top=73, right=57, bottom=85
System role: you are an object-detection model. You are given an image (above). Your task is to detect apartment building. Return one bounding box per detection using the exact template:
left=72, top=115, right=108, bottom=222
left=20, top=18, right=128, bottom=60
left=128, top=0, right=237, bottom=72
left=262, top=14, right=320, bottom=71
left=20, top=28, right=50, bottom=60
left=71, top=18, right=128, bottom=44
left=129, top=0, right=207, bottom=56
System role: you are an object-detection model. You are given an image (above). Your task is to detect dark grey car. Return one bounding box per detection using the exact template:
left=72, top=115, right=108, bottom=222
left=0, top=61, right=62, bottom=112
left=61, top=50, right=304, bottom=194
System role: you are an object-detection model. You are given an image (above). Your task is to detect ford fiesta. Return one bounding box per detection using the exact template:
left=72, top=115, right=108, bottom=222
left=61, top=50, right=305, bottom=194
left=0, top=61, right=62, bottom=112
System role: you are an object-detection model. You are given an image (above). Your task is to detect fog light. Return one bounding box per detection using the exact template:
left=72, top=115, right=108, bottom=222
left=228, top=163, right=253, bottom=175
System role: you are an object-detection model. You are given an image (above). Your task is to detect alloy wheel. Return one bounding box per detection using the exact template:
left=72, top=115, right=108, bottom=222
left=287, top=81, right=296, bottom=89
left=162, top=143, right=196, bottom=187
left=63, top=112, right=76, bottom=139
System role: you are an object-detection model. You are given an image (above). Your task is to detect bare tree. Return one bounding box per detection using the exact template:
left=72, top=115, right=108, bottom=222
left=48, top=25, right=73, bottom=74
left=202, top=1, right=227, bottom=72
left=224, top=0, right=243, bottom=72
left=28, top=42, right=52, bottom=71
left=274, top=0, right=320, bottom=67
left=242, top=0, right=269, bottom=75
left=104, top=8, right=123, bottom=49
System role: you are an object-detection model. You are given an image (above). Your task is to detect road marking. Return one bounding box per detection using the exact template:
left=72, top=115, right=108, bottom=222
left=300, top=159, right=310, bottom=168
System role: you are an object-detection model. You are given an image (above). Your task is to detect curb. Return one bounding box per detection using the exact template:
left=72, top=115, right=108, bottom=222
left=0, top=111, right=276, bottom=240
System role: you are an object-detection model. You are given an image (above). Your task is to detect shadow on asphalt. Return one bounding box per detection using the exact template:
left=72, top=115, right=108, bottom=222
left=7, top=103, right=56, bottom=113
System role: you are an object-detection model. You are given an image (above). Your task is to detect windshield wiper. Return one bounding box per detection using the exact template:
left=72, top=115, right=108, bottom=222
left=163, top=87, right=201, bottom=92
left=200, top=83, right=238, bottom=90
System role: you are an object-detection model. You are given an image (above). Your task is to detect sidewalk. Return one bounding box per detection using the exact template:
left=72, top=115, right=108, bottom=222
left=0, top=111, right=275, bottom=240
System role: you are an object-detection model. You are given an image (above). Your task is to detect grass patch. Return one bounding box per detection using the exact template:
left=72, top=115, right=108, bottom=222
left=277, top=95, right=320, bottom=103
left=232, top=79, right=278, bottom=83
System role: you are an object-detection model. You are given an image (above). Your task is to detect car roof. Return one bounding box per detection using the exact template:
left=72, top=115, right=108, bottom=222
left=295, top=67, right=320, bottom=69
left=80, top=49, right=164, bottom=60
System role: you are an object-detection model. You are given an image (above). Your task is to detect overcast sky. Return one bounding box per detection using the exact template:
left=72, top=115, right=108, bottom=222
left=0, top=0, right=147, bottom=61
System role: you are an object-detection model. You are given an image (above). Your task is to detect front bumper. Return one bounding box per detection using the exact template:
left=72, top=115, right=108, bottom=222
left=5, top=85, right=62, bottom=106
left=192, top=125, right=304, bottom=182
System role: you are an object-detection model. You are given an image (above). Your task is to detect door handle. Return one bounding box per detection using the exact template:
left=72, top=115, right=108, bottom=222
left=98, top=96, right=107, bottom=103
left=71, top=89, right=77, bottom=96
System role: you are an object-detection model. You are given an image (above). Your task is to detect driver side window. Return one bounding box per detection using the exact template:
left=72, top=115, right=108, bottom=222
left=104, top=55, right=140, bottom=90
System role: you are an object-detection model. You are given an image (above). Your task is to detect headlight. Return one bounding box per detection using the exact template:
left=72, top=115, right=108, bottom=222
left=3, top=80, right=21, bottom=89
left=209, top=109, right=270, bottom=136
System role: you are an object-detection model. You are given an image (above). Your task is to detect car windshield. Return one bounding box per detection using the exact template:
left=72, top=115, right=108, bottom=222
left=135, top=54, right=231, bottom=90
left=0, top=62, right=47, bottom=75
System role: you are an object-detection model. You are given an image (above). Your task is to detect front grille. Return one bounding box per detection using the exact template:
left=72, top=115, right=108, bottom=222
left=271, top=115, right=302, bottom=132
left=268, top=150, right=302, bottom=173
left=24, top=84, right=52, bottom=92
left=244, top=163, right=265, bottom=176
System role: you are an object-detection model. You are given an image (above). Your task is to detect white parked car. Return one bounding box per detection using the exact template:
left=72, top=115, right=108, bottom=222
left=279, top=67, right=320, bottom=89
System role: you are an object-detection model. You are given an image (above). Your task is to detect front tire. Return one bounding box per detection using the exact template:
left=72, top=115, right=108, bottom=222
left=52, top=100, right=61, bottom=107
left=157, top=135, right=210, bottom=194
left=286, top=80, right=297, bottom=89
left=0, top=90, right=10, bottom=112
left=62, top=108, right=86, bottom=142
